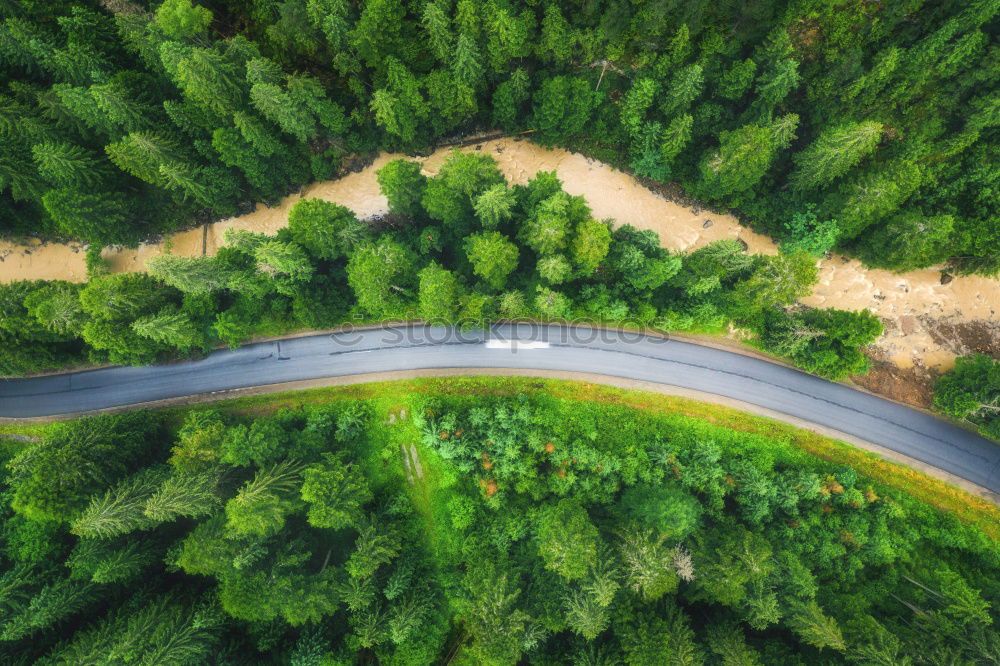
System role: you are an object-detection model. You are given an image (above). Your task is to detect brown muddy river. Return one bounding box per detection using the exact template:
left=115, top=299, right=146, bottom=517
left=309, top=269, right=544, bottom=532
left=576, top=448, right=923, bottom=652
left=1, top=138, right=996, bottom=374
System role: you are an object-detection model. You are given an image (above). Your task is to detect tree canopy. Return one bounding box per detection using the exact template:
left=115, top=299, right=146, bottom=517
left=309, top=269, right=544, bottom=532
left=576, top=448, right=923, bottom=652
left=0, top=388, right=996, bottom=663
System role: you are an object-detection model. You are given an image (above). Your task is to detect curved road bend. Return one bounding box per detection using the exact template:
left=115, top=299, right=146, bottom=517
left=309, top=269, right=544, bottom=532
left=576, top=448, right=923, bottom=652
left=2, top=324, right=999, bottom=494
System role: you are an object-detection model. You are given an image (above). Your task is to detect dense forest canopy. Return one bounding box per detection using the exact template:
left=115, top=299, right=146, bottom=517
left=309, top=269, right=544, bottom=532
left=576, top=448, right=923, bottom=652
left=0, top=153, right=883, bottom=381
left=0, top=390, right=998, bottom=664
left=0, top=0, right=997, bottom=274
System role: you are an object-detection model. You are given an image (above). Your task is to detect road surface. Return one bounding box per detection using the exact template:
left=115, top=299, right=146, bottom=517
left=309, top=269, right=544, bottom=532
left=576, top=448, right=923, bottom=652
left=2, top=324, right=999, bottom=493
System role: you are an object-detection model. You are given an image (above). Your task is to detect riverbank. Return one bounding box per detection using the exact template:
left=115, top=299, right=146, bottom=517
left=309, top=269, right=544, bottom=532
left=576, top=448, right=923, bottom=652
left=2, top=138, right=997, bottom=405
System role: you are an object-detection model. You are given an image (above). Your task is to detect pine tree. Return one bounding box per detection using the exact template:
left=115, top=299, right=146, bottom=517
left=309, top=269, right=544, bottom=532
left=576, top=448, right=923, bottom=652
left=300, top=453, right=372, bottom=529
left=660, top=113, right=693, bottom=166
left=67, top=538, right=156, bottom=584
left=453, top=0, right=479, bottom=38
left=662, top=64, right=703, bottom=117
left=387, top=591, right=431, bottom=645
left=349, top=0, right=405, bottom=67
left=464, top=231, right=519, bottom=290
left=306, top=0, right=351, bottom=50
left=418, top=262, right=463, bottom=321
left=224, top=227, right=269, bottom=254
left=1, top=578, right=98, bottom=641
left=538, top=4, right=573, bottom=66
left=0, top=141, right=47, bottom=202
left=345, top=237, right=418, bottom=318
left=288, top=74, right=349, bottom=136
left=346, top=520, right=401, bottom=579
left=254, top=240, right=314, bottom=281
left=421, top=0, right=453, bottom=62
left=225, top=459, right=306, bottom=537
left=32, top=141, right=107, bottom=188
left=474, top=184, right=516, bottom=229
left=617, top=525, right=679, bottom=601
left=146, top=254, right=230, bottom=294
left=211, top=126, right=275, bottom=193
left=858, top=211, right=954, bottom=271
left=376, top=159, right=427, bottom=218
left=660, top=23, right=691, bottom=71
left=71, top=468, right=165, bottom=539
left=155, top=0, right=213, bottom=41
left=537, top=499, right=599, bottom=581
left=132, top=308, right=203, bottom=350
left=250, top=83, right=317, bottom=142
left=664, top=602, right=704, bottom=665
left=790, top=121, right=883, bottom=191
left=484, top=2, right=531, bottom=72
left=144, top=470, right=222, bottom=522
left=732, top=250, right=817, bottom=313
left=463, top=574, right=530, bottom=666
left=452, top=32, right=484, bottom=90
left=105, top=131, right=182, bottom=187
left=787, top=601, right=847, bottom=651
left=491, top=68, right=530, bottom=131
left=221, top=419, right=288, bottom=467
left=89, top=78, right=157, bottom=135
left=842, top=47, right=900, bottom=108
left=167, top=47, right=247, bottom=117
left=531, top=75, right=596, bottom=145
left=233, top=111, right=282, bottom=155
left=620, top=78, right=659, bottom=138
left=563, top=589, right=609, bottom=640
left=754, top=57, right=800, bottom=107
left=706, top=623, right=763, bottom=666
left=23, top=282, right=86, bottom=335
left=370, top=59, right=429, bottom=145
left=696, top=114, right=799, bottom=200
left=718, top=58, right=758, bottom=100
left=157, top=160, right=212, bottom=207
left=288, top=198, right=366, bottom=260
left=835, top=159, right=924, bottom=240
left=41, top=188, right=133, bottom=245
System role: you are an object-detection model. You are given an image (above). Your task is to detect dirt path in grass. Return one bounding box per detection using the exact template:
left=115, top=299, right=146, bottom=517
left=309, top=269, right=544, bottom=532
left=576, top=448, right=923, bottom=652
left=2, top=138, right=997, bottom=405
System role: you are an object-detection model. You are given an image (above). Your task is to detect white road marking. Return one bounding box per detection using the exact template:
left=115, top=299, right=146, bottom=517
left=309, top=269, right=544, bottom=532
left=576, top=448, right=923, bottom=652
left=485, top=340, right=550, bottom=350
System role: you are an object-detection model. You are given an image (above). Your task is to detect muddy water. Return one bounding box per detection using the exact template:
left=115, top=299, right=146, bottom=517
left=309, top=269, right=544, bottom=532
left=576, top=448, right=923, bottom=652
left=1, top=138, right=996, bottom=372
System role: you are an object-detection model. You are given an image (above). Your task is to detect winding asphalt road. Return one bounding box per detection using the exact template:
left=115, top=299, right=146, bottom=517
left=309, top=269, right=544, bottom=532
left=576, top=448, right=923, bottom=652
left=2, top=324, right=999, bottom=493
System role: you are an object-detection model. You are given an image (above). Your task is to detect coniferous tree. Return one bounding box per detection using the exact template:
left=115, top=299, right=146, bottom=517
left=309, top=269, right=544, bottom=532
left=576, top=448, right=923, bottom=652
left=418, top=262, right=463, bottom=321
left=146, top=255, right=230, bottom=295
left=346, top=237, right=418, bottom=318
left=132, top=308, right=204, bottom=351
left=787, top=601, right=847, bottom=652
left=71, top=468, right=164, bottom=539
left=537, top=499, right=599, bottom=581
left=790, top=121, right=883, bottom=191
left=465, top=231, right=519, bottom=290
left=474, top=184, right=516, bottom=229
left=300, top=453, right=371, bottom=529
left=376, top=159, right=427, bottom=218
left=143, top=470, right=222, bottom=522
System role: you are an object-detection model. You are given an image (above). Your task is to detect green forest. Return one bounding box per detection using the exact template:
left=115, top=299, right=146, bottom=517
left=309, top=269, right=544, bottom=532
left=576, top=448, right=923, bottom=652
left=0, top=0, right=997, bottom=275
left=1, top=384, right=998, bottom=664
left=1, top=1, right=999, bottom=661
left=935, top=354, right=1000, bottom=442
left=0, top=151, right=883, bottom=380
